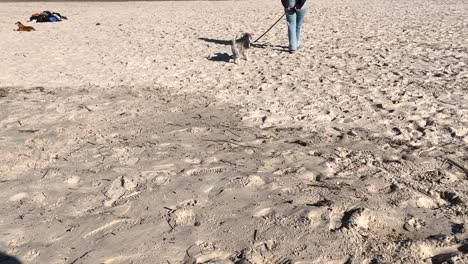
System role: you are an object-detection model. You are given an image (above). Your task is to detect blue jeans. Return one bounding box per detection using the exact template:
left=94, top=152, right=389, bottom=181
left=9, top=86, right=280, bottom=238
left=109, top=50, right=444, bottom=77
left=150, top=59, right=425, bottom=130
left=285, top=0, right=306, bottom=51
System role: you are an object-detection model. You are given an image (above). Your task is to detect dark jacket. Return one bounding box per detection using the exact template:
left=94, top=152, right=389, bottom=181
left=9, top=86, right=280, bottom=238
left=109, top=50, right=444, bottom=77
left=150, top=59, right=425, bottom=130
left=281, top=0, right=306, bottom=9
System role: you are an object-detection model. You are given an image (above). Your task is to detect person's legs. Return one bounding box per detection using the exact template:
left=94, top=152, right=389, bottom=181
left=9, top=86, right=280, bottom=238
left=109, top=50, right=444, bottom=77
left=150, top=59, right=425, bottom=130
left=295, top=5, right=306, bottom=49
left=286, top=10, right=297, bottom=51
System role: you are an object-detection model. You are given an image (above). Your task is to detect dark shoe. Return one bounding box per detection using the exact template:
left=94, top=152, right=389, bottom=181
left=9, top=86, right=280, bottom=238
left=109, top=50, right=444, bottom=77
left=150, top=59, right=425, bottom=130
left=289, top=50, right=296, bottom=54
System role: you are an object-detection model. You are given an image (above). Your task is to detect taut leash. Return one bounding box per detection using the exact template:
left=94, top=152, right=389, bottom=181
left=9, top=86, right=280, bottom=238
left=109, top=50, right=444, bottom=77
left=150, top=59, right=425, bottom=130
left=254, top=12, right=286, bottom=43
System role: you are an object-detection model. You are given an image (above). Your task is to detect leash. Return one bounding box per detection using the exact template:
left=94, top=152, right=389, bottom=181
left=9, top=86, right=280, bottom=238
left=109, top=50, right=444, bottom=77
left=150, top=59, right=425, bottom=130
left=254, top=12, right=287, bottom=43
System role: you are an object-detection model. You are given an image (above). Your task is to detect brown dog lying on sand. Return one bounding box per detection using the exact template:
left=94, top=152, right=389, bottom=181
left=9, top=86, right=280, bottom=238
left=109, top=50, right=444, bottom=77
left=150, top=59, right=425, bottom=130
left=15, top=22, right=35, bottom=32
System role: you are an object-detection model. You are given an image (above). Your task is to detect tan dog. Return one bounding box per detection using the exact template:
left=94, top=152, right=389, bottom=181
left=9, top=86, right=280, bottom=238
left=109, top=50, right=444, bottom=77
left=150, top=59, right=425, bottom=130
left=15, top=22, right=36, bottom=32
left=231, top=33, right=252, bottom=64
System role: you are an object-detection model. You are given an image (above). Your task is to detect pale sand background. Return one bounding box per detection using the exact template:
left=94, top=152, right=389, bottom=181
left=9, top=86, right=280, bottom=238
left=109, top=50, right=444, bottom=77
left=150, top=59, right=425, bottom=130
left=0, top=0, right=467, bottom=263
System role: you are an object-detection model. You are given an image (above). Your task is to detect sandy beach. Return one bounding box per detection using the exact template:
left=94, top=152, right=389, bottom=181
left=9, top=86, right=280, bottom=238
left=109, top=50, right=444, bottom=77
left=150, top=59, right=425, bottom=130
left=0, top=0, right=467, bottom=263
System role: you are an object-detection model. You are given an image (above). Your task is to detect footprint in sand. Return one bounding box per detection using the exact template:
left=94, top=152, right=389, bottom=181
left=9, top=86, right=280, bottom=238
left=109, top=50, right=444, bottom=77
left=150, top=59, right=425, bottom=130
left=9, top=192, right=29, bottom=202
left=184, top=158, right=202, bottom=164
left=190, top=127, right=210, bottom=134
left=343, top=208, right=373, bottom=230
left=244, top=241, right=292, bottom=264
left=104, top=175, right=138, bottom=207
left=185, top=166, right=226, bottom=177
left=254, top=207, right=275, bottom=218
left=297, top=170, right=321, bottom=182
left=245, top=175, right=267, bottom=188
left=64, top=175, right=81, bottom=188
left=111, top=147, right=142, bottom=166
left=172, top=208, right=197, bottom=226
left=403, top=217, right=426, bottom=232
left=152, top=176, right=171, bottom=186
left=400, top=193, right=441, bottom=209
left=420, top=242, right=468, bottom=264
left=152, top=163, right=181, bottom=174
left=9, top=192, right=46, bottom=205
left=183, top=249, right=232, bottom=264
left=302, top=207, right=329, bottom=228
left=23, top=248, right=40, bottom=261
left=329, top=207, right=375, bottom=231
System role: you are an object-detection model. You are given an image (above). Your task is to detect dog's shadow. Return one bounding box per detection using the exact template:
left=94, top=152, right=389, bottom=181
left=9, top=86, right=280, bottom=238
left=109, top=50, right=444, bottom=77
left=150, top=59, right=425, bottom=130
left=207, top=53, right=231, bottom=62
left=199, top=38, right=232, bottom=63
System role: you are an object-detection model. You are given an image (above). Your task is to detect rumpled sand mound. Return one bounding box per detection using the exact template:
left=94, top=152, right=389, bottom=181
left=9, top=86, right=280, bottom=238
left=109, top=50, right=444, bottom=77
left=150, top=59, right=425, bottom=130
left=0, top=0, right=467, bottom=263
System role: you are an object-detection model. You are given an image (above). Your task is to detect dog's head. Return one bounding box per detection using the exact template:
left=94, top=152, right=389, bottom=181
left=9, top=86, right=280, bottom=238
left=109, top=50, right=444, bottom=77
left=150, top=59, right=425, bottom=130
left=242, top=33, right=253, bottom=48
left=15, top=21, right=23, bottom=26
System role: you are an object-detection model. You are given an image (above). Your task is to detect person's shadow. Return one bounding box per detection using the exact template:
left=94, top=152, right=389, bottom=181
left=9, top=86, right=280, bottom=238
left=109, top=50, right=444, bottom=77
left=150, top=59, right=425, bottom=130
left=0, top=251, right=21, bottom=264
left=199, top=37, right=231, bottom=46
left=252, top=43, right=289, bottom=52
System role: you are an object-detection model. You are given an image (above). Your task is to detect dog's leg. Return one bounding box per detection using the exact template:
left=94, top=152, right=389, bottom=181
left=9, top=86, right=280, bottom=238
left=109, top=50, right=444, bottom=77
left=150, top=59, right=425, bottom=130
left=241, top=50, right=249, bottom=61
left=233, top=49, right=240, bottom=64
left=232, top=45, right=239, bottom=64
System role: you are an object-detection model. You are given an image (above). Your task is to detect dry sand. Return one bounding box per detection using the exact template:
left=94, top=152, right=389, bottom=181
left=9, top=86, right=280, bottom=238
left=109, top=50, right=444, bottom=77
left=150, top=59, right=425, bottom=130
left=0, top=0, right=467, bottom=263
